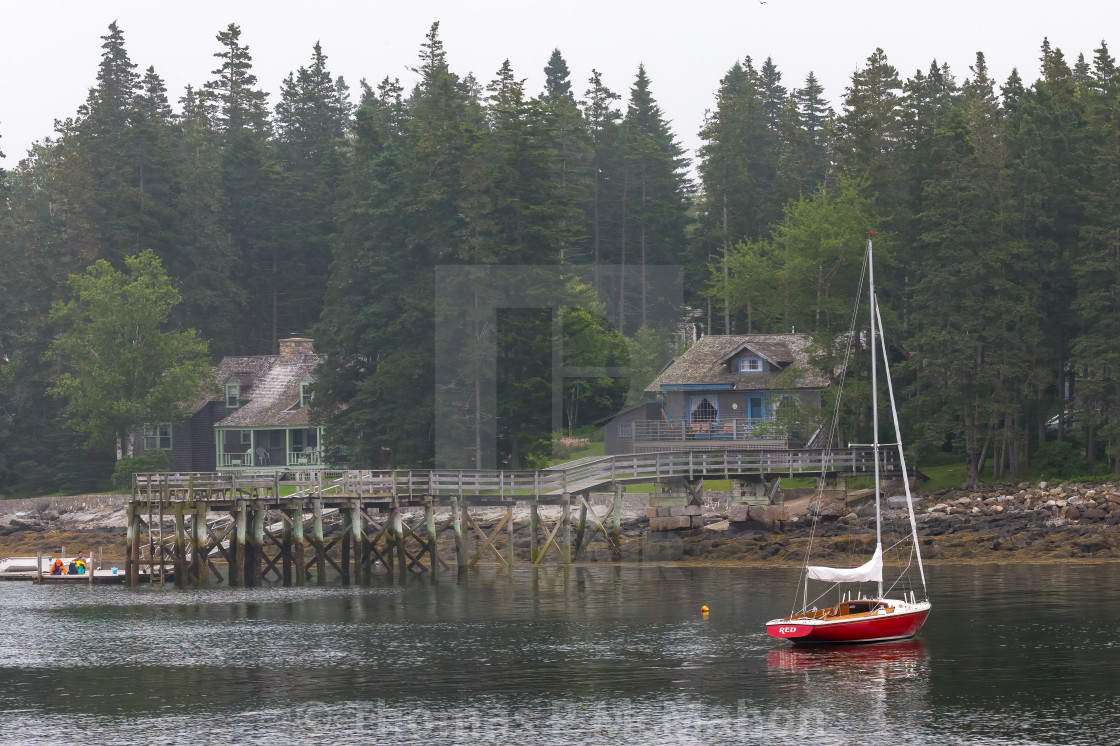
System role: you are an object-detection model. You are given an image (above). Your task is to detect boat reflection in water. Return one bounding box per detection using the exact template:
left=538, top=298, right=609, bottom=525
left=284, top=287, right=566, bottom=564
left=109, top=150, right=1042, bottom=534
left=767, top=639, right=929, bottom=677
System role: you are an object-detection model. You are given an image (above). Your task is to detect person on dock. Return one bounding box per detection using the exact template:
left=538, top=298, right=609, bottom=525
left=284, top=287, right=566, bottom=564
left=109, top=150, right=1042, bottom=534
left=69, top=552, right=87, bottom=575
left=50, top=557, right=66, bottom=575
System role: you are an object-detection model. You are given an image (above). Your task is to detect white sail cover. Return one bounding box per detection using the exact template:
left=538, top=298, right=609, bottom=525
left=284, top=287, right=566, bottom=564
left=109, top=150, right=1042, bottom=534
left=807, top=543, right=882, bottom=584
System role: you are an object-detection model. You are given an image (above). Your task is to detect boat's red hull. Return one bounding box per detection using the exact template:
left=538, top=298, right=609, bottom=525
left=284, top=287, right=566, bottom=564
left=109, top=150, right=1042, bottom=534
left=767, top=606, right=929, bottom=645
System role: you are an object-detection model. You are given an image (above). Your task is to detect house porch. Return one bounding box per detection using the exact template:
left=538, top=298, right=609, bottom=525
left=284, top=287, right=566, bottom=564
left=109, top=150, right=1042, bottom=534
left=216, top=426, right=325, bottom=472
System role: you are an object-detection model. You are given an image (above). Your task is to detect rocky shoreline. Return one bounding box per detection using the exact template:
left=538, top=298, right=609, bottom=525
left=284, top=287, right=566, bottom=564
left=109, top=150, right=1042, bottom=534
left=669, top=480, right=1120, bottom=565
left=5, top=481, right=1120, bottom=566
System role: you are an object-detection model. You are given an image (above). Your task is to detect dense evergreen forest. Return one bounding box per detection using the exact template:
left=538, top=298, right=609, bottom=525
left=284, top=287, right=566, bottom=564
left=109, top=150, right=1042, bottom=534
left=1, top=20, right=1119, bottom=496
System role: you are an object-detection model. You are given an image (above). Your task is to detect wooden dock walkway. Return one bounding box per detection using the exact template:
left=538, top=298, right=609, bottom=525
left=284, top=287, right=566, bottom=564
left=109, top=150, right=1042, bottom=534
left=127, top=447, right=896, bottom=587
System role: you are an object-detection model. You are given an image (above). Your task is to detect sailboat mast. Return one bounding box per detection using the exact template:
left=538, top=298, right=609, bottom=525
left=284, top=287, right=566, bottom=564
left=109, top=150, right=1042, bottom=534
left=868, top=237, right=883, bottom=599
left=873, top=296, right=929, bottom=596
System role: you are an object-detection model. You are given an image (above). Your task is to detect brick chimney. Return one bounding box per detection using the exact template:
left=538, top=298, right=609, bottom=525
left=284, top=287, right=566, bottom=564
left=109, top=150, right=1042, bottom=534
left=279, top=337, right=315, bottom=357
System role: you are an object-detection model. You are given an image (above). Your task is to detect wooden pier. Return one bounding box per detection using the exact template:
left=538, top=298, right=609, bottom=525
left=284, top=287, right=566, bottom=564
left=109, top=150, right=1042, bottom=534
left=126, top=447, right=897, bottom=587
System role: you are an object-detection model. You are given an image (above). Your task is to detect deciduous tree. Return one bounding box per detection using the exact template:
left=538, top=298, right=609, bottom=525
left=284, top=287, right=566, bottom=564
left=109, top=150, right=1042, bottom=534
left=48, top=251, right=211, bottom=458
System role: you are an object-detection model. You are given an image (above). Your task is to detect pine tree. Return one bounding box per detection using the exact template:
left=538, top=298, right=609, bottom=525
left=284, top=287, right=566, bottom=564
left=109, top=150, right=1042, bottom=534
left=538, top=49, right=594, bottom=265
left=171, top=85, right=239, bottom=354
left=760, top=57, right=787, bottom=130
left=75, top=21, right=143, bottom=266
left=314, top=77, right=413, bottom=467
left=318, top=23, right=485, bottom=467
left=543, top=49, right=573, bottom=102
left=619, top=64, right=690, bottom=333
left=274, top=42, right=353, bottom=337
left=795, top=71, right=831, bottom=185
left=897, top=60, right=958, bottom=256
left=1072, top=74, right=1120, bottom=472
left=204, top=23, right=283, bottom=353
left=132, top=67, right=180, bottom=272
left=1090, top=41, right=1117, bottom=97
left=1008, top=41, right=1089, bottom=454
left=774, top=92, right=816, bottom=206
left=834, top=48, right=904, bottom=219
left=797, top=71, right=830, bottom=144
left=204, top=23, right=271, bottom=139
left=696, top=60, right=756, bottom=332
left=582, top=69, right=622, bottom=296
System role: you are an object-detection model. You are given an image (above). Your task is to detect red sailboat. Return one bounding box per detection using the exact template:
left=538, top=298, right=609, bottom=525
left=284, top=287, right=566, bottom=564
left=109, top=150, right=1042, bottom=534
left=767, top=236, right=931, bottom=645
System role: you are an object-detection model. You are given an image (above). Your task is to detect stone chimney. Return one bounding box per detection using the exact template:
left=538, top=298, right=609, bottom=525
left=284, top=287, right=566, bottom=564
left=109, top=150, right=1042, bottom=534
left=279, top=337, right=315, bottom=357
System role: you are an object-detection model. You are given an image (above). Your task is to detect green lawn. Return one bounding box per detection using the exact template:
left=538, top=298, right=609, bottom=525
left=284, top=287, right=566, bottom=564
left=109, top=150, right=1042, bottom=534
left=912, top=460, right=1102, bottom=492
left=917, top=462, right=972, bottom=492
left=568, top=441, right=605, bottom=461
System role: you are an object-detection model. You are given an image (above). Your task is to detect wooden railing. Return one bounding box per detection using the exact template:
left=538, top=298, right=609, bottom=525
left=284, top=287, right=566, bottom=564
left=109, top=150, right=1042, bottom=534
left=135, top=447, right=894, bottom=502
left=215, top=451, right=323, bottom=468
left=286, top=450, right=322, bottom=467
left=631, top=418, right=778, bottom=442
left=219, top=452, right=255, bottom=467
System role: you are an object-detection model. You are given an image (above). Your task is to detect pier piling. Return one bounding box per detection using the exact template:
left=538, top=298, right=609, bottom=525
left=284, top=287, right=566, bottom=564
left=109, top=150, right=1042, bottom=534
left=293, top=505, right=306, bottom=586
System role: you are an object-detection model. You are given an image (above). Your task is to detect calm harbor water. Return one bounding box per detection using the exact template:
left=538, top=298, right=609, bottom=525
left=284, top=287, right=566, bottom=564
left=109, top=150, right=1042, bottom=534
left=1, top=562, right=1118, bottom=745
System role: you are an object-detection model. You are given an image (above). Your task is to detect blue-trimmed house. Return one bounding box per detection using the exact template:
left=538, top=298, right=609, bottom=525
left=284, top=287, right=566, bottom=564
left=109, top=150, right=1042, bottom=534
left=604, top=334, right=827, bottom=455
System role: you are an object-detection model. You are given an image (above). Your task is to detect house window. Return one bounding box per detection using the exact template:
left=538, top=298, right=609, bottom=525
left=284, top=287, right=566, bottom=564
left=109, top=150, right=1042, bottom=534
left=144, top=423, right=172, bottom=450
left=689, top=396, right=719, bottom=423
left=292, top=428, right=319, bottom=452
left=739, top=357, right=763, bottom=373
left=240, top=429, right=252, bottom=445
left=618, top=422, right=633, bottom=438
left=226, top=382, right=240, bottom=408
left=300, top=381, right=313, bottom=407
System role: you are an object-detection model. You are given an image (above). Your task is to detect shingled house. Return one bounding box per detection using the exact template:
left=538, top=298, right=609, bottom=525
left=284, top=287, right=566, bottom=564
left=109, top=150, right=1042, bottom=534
left=603, top=334, right=827, bottom=455
left=137, top=337, right=325, bottom=473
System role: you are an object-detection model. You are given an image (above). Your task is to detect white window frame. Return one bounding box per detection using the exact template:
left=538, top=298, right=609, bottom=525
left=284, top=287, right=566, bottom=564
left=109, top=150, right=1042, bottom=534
left=225, top=382, right=240, bottom=408
left=739, top=357, right=763, bottom=373
left=617, top=422, right=633, bottom=438
left=300, top=381, right=313, bottom=407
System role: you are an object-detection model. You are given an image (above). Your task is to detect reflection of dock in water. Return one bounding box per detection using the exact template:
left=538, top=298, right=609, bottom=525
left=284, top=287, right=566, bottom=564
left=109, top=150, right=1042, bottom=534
left=126, top=448, right=898, bottom=588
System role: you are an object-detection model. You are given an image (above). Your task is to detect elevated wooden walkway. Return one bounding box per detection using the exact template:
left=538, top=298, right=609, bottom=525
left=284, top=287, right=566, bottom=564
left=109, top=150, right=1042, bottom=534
left=127, top=447, right=894, bottom=588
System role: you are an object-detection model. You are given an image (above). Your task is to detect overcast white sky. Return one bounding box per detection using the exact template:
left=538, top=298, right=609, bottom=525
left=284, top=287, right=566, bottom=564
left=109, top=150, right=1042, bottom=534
left=0, top=0, right=1113, bottom=168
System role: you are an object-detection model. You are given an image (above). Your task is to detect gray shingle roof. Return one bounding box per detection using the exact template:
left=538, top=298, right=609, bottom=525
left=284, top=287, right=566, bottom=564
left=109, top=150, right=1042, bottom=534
left=192, top=345, right=322, bottom=428
left=646, top=334, right=827, bottom=392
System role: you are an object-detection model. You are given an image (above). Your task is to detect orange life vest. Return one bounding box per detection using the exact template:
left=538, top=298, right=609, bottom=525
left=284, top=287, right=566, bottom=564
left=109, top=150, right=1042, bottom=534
left=50, top=559, right=66, bottom=575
